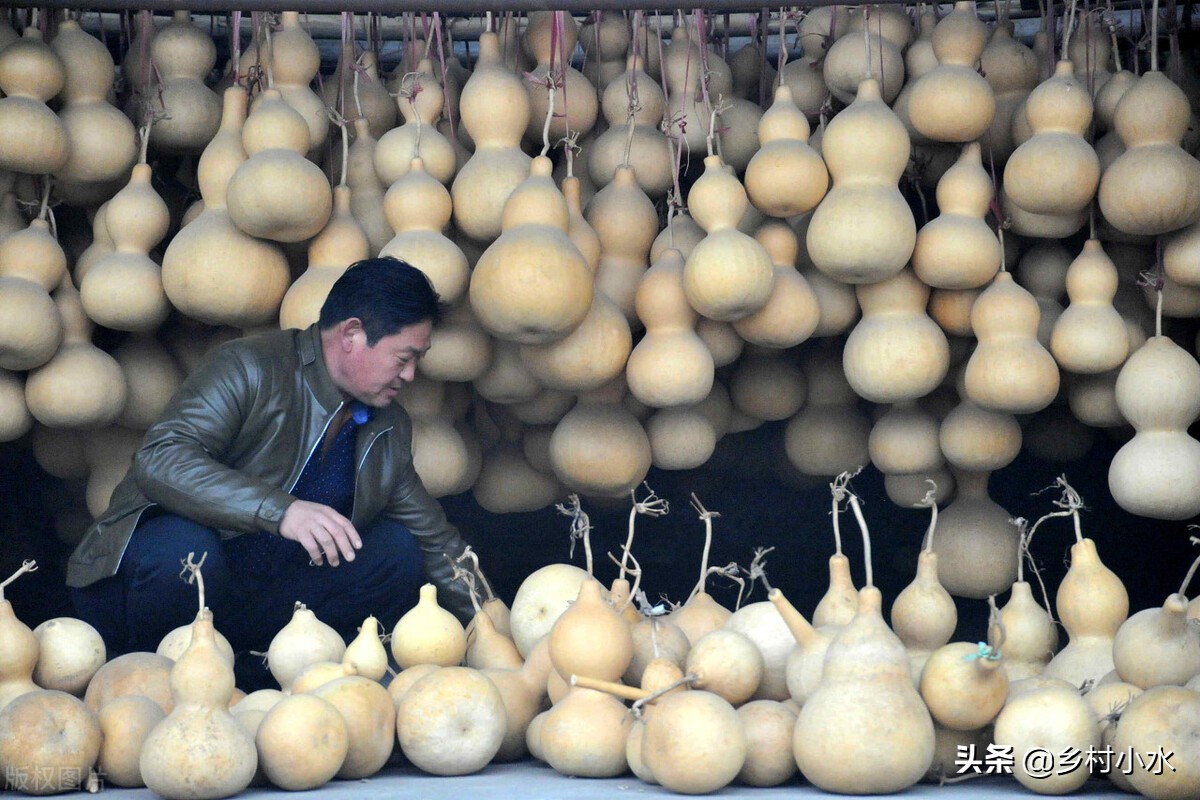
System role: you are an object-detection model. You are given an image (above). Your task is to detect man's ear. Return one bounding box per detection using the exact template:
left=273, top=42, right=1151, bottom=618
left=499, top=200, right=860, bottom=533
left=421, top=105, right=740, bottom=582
left=340, top=318, right=364, bottom=351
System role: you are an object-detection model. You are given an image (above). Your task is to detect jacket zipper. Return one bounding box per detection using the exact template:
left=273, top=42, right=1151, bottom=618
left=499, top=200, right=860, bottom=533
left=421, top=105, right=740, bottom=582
left=287, top=401, right=345, bottom=493
left=350, top=424, right=393, bottom=521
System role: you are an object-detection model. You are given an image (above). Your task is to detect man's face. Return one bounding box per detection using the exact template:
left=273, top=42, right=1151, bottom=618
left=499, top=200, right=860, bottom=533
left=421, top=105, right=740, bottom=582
left=340, top=319, right=432, bottom=407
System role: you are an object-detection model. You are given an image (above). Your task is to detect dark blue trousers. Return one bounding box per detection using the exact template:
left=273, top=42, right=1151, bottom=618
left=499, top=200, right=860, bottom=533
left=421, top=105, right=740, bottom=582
left=71, top=512, right=423, bottom=688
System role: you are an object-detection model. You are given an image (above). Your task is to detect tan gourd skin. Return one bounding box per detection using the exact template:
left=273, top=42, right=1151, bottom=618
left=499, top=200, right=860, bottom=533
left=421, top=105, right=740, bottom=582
left=420, top=301, right=492, bottom=384
left=466, top=609, right=524, bottom=671
left=0, top=587, right=39, bottom=711
left=669, top=590, right=731, bottom=646
left=341, top=118, right=392, bottom=254
left=745, top=85, right=829, bottom=218
left=144, top=12, right=221, bottom=156
left=0, top=218, right=64, bottom=372
left=522, top=12, right=597, bottom=145
left=843, top=268, right=950, bottom=403
left=807, top=79, right=915, bottom=285
left=320, top=47, right=394, bottom=141
left=548, top=579, right=633, bottom=684
left=397, top=667, right=506, bottom=775
left=1112, top=686, right=1200, bottom=800
left=681, top=155, right=774, bottom=321
left=257, top=695, right=348, bottom=790
left=391, top=583, right=467, bottom=669
left=913, top=143, right=1002, bottom=290
left=993, top=685, right=1100, bottom=794
left=964, top=271, right=1061, bottom=414
left=892, top=549, right=957, bottom=686
left=1000, top=581, right=1059, bottom=681
left=1044, top=538, right=1129, bottom=688
left=794, top=586, right=936, bottom=794
left=472, top=441, right=561, bottom=515
left=114, top=335, right=183, bottom=431
left=30, top=616, right=104, bottom=697
left=1108, top=336, right=1200, bottom=520
left=737, top=699, right=798, bottom=787
left=266, top=603, right=346, bottom=692
left=312, top=676, right=395, bottom=779
left=452, top=32, right=533, bottom=242
left=508, top=564, right=590, bottom=658
left=0, top=29, right=69, bottom=174
left=1004, top=61, right=1100, bottom=217
left=1113, top=590, right=1200, bottom=689
left=470, top=155, right=593, bottom=344
left=522, top=289, right=631, bottom=394
left=824, top=32, right=905, bottom=106
left=290, top=661, right=358, bottom=694
left=1100, top=71, right=1200, bottom=236
left=734, top=220, right=820, bottom=349
left=642, top=689, right=747, bottom=794
left=588, top=55, right=672, bottom=197
left=624, top=617, right=691, bottom=688
left=725, top=600, right=796, bottom=702
left=280, top=185, right=370, bottom=331
left=769, top=588, right=837, bottom=707
left=548, top=381, right=652, bottom=497
left=140, top=612, right=258, bottom=799
left=1050, top=240, right=1130, bottom=373
left=729, top=354, right=806, bottom=422
left=930, top=470, right=1020, bottom=599
left=377, top=59, right=456, bottom=187
left=908, top=2, right=996, bottom=143
left=50, top=20, right=137, bottom=187
left=0, top=689, right=102, bottom=794
left=979, top=24, right=1040, bottom=163
left=784, top=348, right=871, bottom=478
left=920, top=641, right=1008, bottom=731
left=97, top=695, right=165, bottom=787
left=538, top=686, right=629, bottom=777
left=379, top=158, right=468, bottom=304
left=84, top=652, right=174, bottom=716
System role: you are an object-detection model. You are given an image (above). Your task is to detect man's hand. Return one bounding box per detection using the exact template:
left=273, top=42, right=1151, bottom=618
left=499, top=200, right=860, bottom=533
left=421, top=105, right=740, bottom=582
left=279, top=501, right=362, bottom=567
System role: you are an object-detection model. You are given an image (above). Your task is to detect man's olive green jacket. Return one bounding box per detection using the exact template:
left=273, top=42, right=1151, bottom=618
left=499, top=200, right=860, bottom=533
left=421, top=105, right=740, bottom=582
left=66, top=323, right=475, bottom=622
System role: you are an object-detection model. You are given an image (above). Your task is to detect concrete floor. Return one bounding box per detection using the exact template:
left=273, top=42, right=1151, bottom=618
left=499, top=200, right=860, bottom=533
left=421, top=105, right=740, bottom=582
left=80, top=763, right=1133, bottom=799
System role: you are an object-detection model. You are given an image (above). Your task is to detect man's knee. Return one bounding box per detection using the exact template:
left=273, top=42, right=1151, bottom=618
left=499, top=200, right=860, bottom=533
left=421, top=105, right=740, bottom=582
left=124, top=513, right=231, bottom=594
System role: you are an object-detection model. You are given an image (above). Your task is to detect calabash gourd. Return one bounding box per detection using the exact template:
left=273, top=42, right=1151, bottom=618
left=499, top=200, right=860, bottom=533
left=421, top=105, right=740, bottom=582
left=807, top=78, right=915, bottom=284
left=729, top=353, right=807, bottom=422
left=1049, top=239, right=1130, bottom=373
left=908, top=3, right=995, bottom=144
left=733, top=220, right=820, bottom=348
left=1043, top=533, right=1129, bottom=687
left=0, top=217, right=64, bottom=371
left=266, top=602, right=346, bottom=692
left=785, top=345, right=871, bottom=479
left=642, top=689, right=747, bottom=793
left=0, top=689, right=101, bottom=794
left=140, top=610, right=258, bottom=799
left=97, top=695, right=165, bottom=787
left=397, top=666, right=506, bottom=775
left=588, top=164, right=660, bottom=322
left=0, top=28, right=69, bottom=175
left=538, top=686, right=629, bottom=777
left=843, top=268, right=950, bottom=403
left=939, top=395, right=1022, bottom=473
left=964, top=270, right=1061, bottom=414
left=50, top=19, right=137, bottom=187
left=745, top=84, right=828, bottom=219
left=341, top=118, right=392, bottom=254
left=84, top=651, right=174, bottom=716
left=1111, top=686, right=1200, bottom=800
left=1111, top=552, right=1200, bottom=688
left=391, top=583, right=467, bottom=669
left=823, top=29, right=906, bottom=106
left=320, top=45, right=395, bottom=141
left=522, top=12, right=597, bottom=146
left=376, top=58, right=457, bottom=187
left=1108, top=335, right=1200, bottom=520
left=520, top=288, right=631, bottom=393
left=1099, top=70, right=1200, bottom=236
left=255, top=694, right=348, bottom=790
left=1004, top=61, right=1099, bottom=217
left=979, top=23, right=1040, bottom=163
left=144, top=12, right=221, bottom=156
left=472, top=441, right=561, bottom=515
left=931, top=469, right=1020, bottom=598
left=419, top=301, right=492, bottom=383
left=920, top=633, right=1009, bottom=732
left=279, top=184, right=369, bottom=330
left=737, top=699, right=797, bottom=787
left=913, top=143, right=1002, bottom=290
left=0, top=369, right=30, bottom=442
left=588, top=55, right=672, bottom=197
left=311, top=675, right=395, bottom=779
left=645, top=408, right=714, bottom=470
left=548, top=380, right=652, bottom=497
left=891, top=510, right=958, bottom=685
left=548, top=578, right=633, bottom=684
left=25, top=277, right=127, bottom=430
left=993, top=685, right=1100, bottom=794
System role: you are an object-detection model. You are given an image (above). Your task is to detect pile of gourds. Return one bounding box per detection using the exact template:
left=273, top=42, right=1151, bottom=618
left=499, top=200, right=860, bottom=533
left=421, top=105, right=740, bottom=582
left=2, top=474, right=1199, bottom=798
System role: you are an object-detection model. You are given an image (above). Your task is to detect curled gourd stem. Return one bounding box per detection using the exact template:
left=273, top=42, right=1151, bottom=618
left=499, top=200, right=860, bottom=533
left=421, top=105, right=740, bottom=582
left=1178, top=534, right=1200, bottom=598
left=832, top=468, right=870, bottom=584
left=0, top=559, right=37, bottom=603
left=179, top=551, right=209, bottom=614
left=622, top=483, right=669, bottom=581
left=630, top=673, right=698, bottom=718
left=137, top=117, right=154, bottom=165
left=445, top=554, right=482, bottom=613
left=556, top=494, right=594, bottom=577
left=746, top=546, right=775, bottom=595
left=689, top=493, right=721, bottom=599
left=325, top=106, right=350, bottom=188
left=606, top=549, right=643, bottom=613
left=1028, top=474, right=1086, bottom=547
left=539, top=79, right=556, bottom=158
left=916, top=480, right=939, bottom=552
left=456, top=546, right=496, bottom=603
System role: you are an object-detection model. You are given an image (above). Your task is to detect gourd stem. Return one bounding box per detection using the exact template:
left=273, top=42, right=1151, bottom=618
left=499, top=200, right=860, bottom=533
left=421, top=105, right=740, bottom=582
left=986, top=594, right=1007, bottom=655
left=861, top=6, right=872, bottom=81
left=846, top=490, right=873, bottom=588
left=830, top=491, right=844, bottom=556
left=920, top=484, right=939, bottom=552
left=1178, top=536, right=1200, bottom=597
left=1107, top=0, right=1122, bottom=73
left=540, top=83, right=555, bottom=158
left=1061, top=0, right=1078, bottom=62
left=1071, top=507, right=1083, bottom=544
left=180, top=552, right=209, bottom=614
left=631, top=674, right=698, bottom=718
left=38, top=178, right=52, bottom=223
left=262, top=15, right=275, bottom=90
left=776, top=6, right=787, bottom=80
left=1016, top=521, right=1027, bottom=584
left=0, top=560, right=37, bottom=603
left=337, top=111, right=349, bottom=187
left=352, top=56, right=365, bottom=125
left=1150, top=0, right=1160, bottom=72
left=690, top=493, right=719, bottom=599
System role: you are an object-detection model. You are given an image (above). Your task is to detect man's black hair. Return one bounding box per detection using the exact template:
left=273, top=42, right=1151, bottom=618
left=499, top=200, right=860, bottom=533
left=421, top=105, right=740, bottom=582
left=318, top=257, right=444, bottom=345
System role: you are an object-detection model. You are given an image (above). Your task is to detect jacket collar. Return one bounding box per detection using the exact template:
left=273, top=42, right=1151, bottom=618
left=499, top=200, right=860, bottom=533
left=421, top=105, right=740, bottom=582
left=300, top=323, right=345, bottom=414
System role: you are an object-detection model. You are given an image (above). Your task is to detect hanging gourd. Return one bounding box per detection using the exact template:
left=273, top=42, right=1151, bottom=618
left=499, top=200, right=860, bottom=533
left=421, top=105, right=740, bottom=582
left=784, top=345, right=871, bottom=478
left=398, top=378, right=479, bottom=498
left=0, top=27, right=68, bottom=175
left=523, top=11, right=597, bottom=146
left=257, top=12, right=327, bottom=160
left=904, top=9, right=938, bottom=81
left=624, top=247, right=713, bottom=408
left=549, top=379, right=652, bottom=497
left=143, top=11, right=221, bottom=156
left=475, top=340, right=541, bottom=405
left=912, top=143, right=1002, bottom=290
left=344, top=118, right=391, bottom=255
left=1003, top=61, right=1099, bottom=217
left=319, top=28, right=395, bottom=142
left=0, top=369, right=30, bottom=443
left=869, top=401, right=945, bottom=487
left=473, top=441, right=561, bottom=515
left=979, top=21, right=1040, bottom=164
left=1049, top=240, right=1130, bottom=373
left=25, top=275, right=126, bottom=430
left=587, top=164, right=660, bottom=323
left=938, top=393, right=1022, bottom=474
left=420, top=301, right=493, bottom=383
left=0, top=201, right=65, bottom=371
left=580, top=10, right=631, bottom=91
left=683, top=155, right=774, bottom=320
left=744, top=85, right=828, bottom=219
left=1099, top=70, right=1200, bottom=236
left=733, top=220, right=820, bottom=349
left=907, top=2, right=994, bottom=143
left=964, top=271, right=1060, bottom=414
left=1068, top=14, right=1113, bottom=95
left=280, top=122, right=370, bottom=330
left=520, top=276, right=630, bottom=396
left=379, top=157, right=467, bottom=304
left=843, top=268, right=949, bottom=403
left=930, top=468, right=1020, bottom=598
left=375, top=58, right=457, bottom=187
left=662, top=23, right=714, bottom=155
left=161, top=84, right=290, bottom=328
left=1014, top=239, right=1070, bottom=346
left=114, top=334, right=183, bottom=431
left=80, top=125, right=171, bottom=332
left=50, top=19, right=137, bottom=192
left=823, top=17, right=906, bottom=105
left=452, top=31, right=533, bottom=243
left=588, top=52, right=672, bottom=198
left=1108, top=296, right=1200, bottom=520
left=807, top=78, right=915, bottom=284
left=226, top=85, right=332, bottom=243
left=469, top=155, right=592, bottom=344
